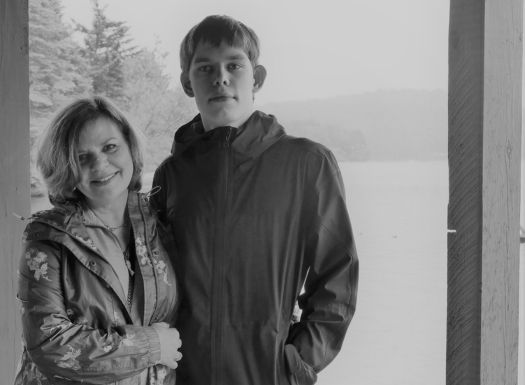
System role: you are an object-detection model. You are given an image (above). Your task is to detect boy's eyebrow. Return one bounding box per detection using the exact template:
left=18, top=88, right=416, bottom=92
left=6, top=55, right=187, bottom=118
left=193, top=54, right=248, bottom=63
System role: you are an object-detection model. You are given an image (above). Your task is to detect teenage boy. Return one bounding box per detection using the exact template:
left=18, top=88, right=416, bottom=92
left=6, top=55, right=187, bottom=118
left=152, top=15, right=358, bottom=385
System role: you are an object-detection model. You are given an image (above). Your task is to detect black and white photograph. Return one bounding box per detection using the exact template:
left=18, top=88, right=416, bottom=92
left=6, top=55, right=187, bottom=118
left=1, top=1, right=524, bottom=384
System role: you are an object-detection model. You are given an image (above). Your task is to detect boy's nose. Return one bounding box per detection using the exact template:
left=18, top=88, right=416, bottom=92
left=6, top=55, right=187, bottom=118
left=213, top=68, right=230, bottom=86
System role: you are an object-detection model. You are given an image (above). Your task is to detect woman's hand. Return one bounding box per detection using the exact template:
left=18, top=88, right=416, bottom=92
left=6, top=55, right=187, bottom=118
left=152, top=322, right=183, bottom=369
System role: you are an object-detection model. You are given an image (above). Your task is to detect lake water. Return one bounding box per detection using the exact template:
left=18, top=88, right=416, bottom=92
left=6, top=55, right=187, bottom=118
left=32, top=160, right=525, bottom=384
left=317, top=160, right=448, bottom=385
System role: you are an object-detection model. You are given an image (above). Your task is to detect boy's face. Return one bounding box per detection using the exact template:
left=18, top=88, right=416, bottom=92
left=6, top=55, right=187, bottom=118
left=181, top=41, right=266, bottom=131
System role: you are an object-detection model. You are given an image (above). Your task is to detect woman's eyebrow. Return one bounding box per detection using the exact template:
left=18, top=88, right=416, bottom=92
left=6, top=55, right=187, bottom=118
left=78, top=137, right=118, bottom=152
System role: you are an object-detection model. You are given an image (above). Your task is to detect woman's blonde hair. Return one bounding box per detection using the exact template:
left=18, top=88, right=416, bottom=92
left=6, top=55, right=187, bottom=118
left=37, top=96, right=143, bottom=203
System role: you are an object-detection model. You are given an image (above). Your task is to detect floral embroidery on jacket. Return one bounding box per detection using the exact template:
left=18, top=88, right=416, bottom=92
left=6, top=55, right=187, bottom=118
left=136, top=237, right=150, bottom=266
left=152, top=259, right=171, bottom=286
left=135, top=236, right=170, bottom=285
left=25, top=249, right=51, bottom=281
left=55, top=345, right=81, bottom=370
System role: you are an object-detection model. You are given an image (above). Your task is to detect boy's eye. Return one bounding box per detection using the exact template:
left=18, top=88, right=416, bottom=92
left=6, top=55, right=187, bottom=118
left=197, top=65, right=212, bottom=73
left=228, top=63, right=242, bottom=71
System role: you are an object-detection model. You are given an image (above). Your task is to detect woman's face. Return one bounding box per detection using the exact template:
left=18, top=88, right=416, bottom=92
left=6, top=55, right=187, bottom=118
left=75, top=117, right=133, bottom=209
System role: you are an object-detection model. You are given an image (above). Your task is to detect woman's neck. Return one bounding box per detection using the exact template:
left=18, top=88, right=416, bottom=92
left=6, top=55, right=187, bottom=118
left=85, top=191, right=129, bottom=228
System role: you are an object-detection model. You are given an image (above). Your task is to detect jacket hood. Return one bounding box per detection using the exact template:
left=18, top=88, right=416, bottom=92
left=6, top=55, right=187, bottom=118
left=171, top=110, right=286, bottom=160
left=24, top=201, right=82, bottom=243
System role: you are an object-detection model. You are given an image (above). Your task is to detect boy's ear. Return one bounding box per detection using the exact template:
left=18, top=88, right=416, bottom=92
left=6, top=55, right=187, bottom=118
left=180, top=72, right=194, bottom=97
left=253, top=65, right=267, bottom=93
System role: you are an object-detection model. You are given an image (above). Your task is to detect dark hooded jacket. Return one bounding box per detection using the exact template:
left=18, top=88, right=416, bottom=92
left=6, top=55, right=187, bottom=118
left=152, top=111, right=358, bottom=385
left=15, top=192, right=178, bottom=385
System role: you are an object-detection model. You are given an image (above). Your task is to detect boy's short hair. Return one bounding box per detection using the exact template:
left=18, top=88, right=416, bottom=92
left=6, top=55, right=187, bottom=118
left=37, top=96, right=143, bottom=203
left=180, top=15, right=260, bottom=73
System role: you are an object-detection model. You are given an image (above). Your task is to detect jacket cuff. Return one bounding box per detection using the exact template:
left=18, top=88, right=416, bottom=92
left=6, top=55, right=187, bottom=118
left=284, top=344, right=318, bottom=385
left=144, top=326, right=162, bottom=365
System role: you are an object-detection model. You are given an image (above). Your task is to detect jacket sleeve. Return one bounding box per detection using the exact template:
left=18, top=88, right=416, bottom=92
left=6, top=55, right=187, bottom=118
left=285, top=149, right=359, bottom=385
left=18, top=239, right=162, bottom=384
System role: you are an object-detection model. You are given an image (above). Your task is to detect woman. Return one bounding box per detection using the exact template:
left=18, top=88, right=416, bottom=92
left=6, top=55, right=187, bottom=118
left=15, top=97, right=181, bottom=385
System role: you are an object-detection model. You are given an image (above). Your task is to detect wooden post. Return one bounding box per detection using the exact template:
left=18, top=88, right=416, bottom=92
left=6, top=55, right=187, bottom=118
left=0, top=0, right=29, bottom=380
left=520, top=146, right=525, bottom=384
left=448, top=0, right=522, bottom=384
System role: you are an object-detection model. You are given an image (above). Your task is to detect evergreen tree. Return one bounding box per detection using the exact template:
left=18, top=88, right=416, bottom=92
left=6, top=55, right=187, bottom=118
left=29, top=0, right=90, bottom=128
left=122, top=46, right=196, bottom=170
left=77, top=0, right=137, bottom=102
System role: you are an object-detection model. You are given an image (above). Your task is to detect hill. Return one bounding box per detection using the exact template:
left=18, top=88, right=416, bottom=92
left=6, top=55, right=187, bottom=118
left=261, top=89, right=447, bottom=161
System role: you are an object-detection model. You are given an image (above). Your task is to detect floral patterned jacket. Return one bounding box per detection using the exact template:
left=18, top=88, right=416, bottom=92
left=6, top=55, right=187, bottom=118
left=14, top=192, right=179, bottom=385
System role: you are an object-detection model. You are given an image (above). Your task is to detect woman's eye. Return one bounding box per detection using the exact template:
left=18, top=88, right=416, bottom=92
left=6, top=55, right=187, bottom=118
left=78, top=154, right=89, bottom=164
left=104, top=144, right=117, bottom=152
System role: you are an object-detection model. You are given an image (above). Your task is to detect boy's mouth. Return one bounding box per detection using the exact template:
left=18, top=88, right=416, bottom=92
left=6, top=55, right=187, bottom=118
left=209, top=95, right=235, bottom=102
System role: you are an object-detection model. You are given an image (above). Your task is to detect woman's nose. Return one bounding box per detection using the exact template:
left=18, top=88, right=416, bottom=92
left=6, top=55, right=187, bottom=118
left=90, top=153, right=108, bottom=169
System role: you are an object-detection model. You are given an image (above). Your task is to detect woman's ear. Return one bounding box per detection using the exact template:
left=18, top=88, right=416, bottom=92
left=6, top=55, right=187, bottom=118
left=253, top=65, right=267, bottom=93
left=180, top=72, right=194, bottom=97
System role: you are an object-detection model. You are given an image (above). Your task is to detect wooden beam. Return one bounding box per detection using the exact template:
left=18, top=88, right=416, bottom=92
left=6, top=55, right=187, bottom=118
left=0, top=0, right=29, bottom=380
left=448, top=1, right=522, bottom=384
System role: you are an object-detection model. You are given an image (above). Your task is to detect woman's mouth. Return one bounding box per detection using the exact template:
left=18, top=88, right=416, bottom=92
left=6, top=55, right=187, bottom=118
left=91, top=172, right=118, bottom=185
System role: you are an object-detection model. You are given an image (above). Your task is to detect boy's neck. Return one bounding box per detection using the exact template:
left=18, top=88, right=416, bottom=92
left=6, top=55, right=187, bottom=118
left=201, top=109, right=255, bottom=132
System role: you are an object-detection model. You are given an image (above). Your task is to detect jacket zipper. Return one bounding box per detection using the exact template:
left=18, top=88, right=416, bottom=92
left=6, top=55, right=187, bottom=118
left=211, top=127, right=233, bottom=385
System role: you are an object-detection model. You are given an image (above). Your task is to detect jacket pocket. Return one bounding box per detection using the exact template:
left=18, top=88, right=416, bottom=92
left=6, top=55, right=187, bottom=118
left=284, top=344, right=317, bottom=385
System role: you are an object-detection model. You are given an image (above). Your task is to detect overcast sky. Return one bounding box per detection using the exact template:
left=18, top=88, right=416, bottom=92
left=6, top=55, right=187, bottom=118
left=62, top=0, right=449, bottom=104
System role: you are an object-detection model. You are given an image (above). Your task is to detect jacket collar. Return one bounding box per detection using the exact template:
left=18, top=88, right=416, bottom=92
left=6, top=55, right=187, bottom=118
left=26, top=192, right=146, bottom=243
left=171, top=110, right=285, bottom=160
